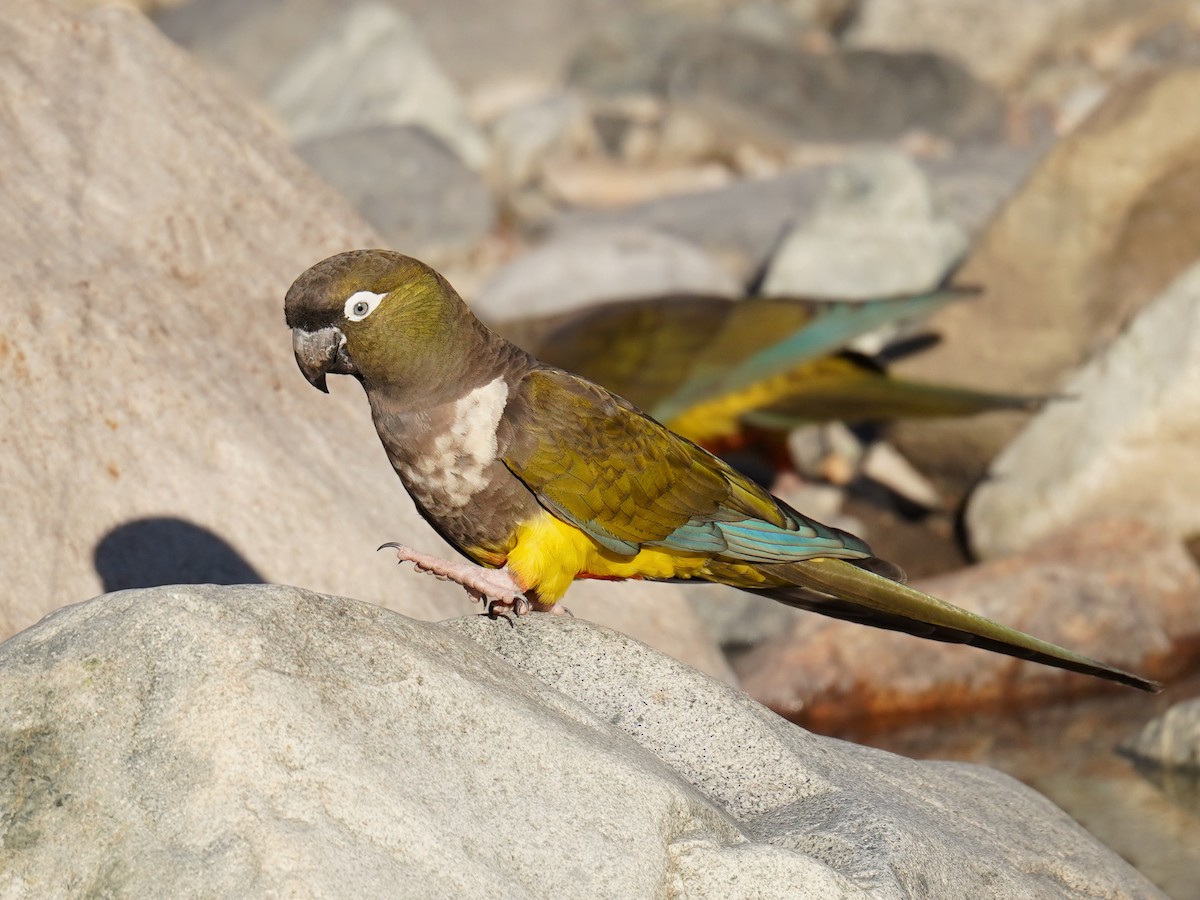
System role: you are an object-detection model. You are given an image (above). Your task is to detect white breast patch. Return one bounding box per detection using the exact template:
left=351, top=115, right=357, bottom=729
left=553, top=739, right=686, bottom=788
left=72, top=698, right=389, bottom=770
left=403, top=377, right=510, bottom=508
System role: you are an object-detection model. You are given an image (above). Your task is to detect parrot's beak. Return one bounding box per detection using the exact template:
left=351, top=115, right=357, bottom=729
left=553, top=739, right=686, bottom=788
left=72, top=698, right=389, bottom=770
left=292, top=326, right=350, bottom=393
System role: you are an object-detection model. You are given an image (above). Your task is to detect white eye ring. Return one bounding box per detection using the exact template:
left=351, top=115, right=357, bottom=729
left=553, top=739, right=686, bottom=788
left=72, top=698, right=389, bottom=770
left=344, top=290, right=386, bottom=322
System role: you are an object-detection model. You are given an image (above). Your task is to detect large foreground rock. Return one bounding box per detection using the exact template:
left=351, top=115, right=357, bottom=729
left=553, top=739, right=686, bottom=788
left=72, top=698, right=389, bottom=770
left=0, top=0, right=727, bottom=679
left=0, top=585, right=1160, bottom=898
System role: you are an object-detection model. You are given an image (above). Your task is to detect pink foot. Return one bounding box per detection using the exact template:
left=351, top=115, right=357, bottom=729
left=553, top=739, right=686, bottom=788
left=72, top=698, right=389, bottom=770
left=379, top=542, right=531, bottom=616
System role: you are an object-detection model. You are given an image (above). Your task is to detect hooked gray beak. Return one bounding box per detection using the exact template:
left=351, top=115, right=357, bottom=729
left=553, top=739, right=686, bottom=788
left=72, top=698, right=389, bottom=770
left=292, top=326, right=350, bottom=393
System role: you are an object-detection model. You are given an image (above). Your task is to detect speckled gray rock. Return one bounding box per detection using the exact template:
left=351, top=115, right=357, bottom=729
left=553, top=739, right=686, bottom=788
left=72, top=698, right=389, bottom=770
left=0, top=585, right=757, bottom=898
left=471, top=226, right=739, bottom=321
left=447, top=614, right=1164, bottom=899
left=967, top=259, right=1200, bottom=559
left=761, top=151, right=968, bottom=299
left=153, top=0, right=344, bottom=96
left=566, top=11, right=701, bottom=98
left=158, top=1, right=513, bottom=169
left=0, top=584, right=1162, bottom=899
left=295, top=125, right=495, bottom=259
left=919, top=139, right=1053, bottom=241
left=846, top=0, right=1076, bottom=85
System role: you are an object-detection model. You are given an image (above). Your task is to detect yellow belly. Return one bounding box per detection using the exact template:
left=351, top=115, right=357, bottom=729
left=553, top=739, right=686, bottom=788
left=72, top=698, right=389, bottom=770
left=503, top=511, right=712, bottom=604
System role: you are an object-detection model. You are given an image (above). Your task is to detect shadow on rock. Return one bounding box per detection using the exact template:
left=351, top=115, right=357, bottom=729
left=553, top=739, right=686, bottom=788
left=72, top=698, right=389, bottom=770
left=94, top=518, right=263, bottom=592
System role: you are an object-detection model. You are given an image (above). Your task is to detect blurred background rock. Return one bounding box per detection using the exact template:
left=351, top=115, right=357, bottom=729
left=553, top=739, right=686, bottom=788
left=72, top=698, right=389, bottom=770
left=10, top=0, right=1200, bottom=894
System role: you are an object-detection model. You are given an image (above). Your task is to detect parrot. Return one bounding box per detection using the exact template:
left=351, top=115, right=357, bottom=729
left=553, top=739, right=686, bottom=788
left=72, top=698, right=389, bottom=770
left=285, top=249, right=1158, bottom=693
left=496, top=291, right=1041, bottom=456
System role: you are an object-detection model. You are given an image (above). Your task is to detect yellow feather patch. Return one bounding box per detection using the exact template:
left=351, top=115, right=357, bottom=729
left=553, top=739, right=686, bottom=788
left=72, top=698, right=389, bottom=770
left=504, top=511, right=712, bottom=604
left=667, top=370, right=801, bottom=443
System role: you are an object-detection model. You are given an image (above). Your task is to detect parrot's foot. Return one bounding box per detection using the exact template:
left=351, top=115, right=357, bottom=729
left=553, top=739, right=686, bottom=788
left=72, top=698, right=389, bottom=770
left=379, top=543, right=530, bottom=616
left=484, top=595, right=532, bottom=621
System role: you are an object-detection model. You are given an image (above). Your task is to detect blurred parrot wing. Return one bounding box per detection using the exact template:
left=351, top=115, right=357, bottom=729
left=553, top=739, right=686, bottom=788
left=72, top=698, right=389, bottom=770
left=651, top=288, right=970, bottom=423
left=499, top=367, right=874, bottom=565
left=736, top=353, right=1044, bottom=428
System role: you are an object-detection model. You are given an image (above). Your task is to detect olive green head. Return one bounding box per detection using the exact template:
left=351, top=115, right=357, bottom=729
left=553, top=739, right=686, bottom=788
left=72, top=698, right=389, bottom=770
left=285, top=249, right=476, bottom=394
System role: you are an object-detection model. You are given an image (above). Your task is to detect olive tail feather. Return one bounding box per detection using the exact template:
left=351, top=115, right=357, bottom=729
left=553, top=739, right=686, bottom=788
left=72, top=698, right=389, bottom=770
left=760, top=557, right=1161, bottom=692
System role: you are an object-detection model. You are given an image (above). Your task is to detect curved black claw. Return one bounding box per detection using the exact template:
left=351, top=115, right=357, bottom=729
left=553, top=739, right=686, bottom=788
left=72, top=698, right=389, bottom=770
left=484, top=594, right=532, bottom=627
left=378, top=542, right=402, bottom=553
left=485, top=600, right=516, bottom=628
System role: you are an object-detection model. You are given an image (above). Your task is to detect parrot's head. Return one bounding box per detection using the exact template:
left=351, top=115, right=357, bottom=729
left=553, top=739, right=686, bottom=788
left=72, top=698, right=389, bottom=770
left=285, top=249, right=475, bottom=395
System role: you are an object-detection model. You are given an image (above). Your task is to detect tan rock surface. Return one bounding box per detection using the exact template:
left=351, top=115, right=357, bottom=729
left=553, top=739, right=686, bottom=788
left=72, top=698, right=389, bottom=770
left=0, top=1, right=730, bottom=682
left=0, top=1, right=463, bottom=634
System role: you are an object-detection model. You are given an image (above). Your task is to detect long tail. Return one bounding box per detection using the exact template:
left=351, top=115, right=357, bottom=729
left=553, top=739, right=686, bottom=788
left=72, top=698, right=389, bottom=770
left=757, top=557, right=1160, bottom=692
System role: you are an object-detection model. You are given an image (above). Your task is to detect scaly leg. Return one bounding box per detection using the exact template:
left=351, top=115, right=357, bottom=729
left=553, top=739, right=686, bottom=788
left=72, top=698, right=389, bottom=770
left=379, top=542, right=531, bottom=616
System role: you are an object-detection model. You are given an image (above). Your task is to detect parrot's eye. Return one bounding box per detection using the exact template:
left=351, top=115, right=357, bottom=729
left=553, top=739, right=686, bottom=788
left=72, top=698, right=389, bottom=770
left=344, top=290, right=386, bottom=322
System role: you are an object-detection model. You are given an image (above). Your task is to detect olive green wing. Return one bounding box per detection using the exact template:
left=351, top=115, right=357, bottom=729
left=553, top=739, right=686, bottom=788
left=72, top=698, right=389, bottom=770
left=500, top=367, right=873, bottom=563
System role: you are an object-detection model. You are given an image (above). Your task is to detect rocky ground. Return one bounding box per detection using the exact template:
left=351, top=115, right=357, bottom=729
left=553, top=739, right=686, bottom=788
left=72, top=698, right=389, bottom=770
left=3, top=0, right=1200, bottom=895
left=0, top=584, right=1166, bottom=898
